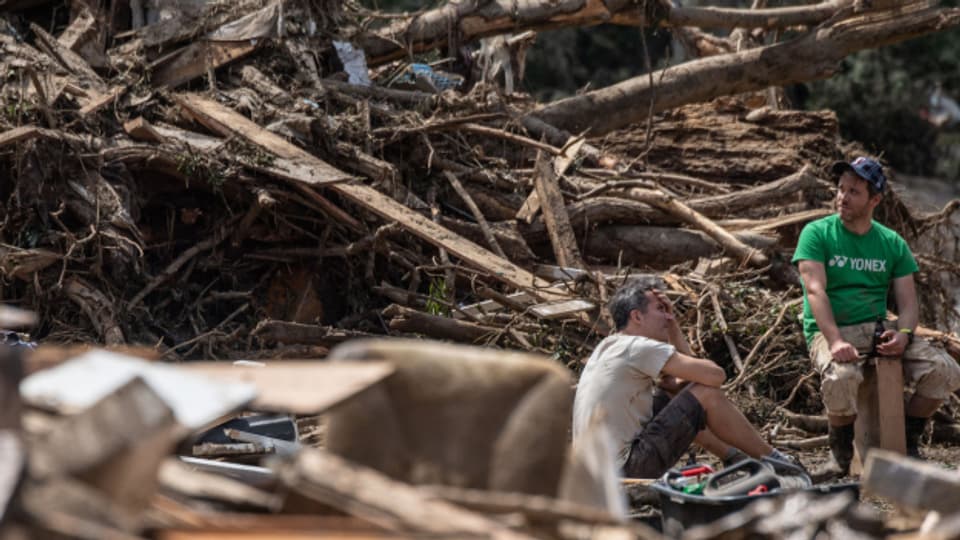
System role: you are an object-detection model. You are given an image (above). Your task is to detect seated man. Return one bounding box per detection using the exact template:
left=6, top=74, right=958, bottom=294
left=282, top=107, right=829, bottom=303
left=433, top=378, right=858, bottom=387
left=794, top=156, right=960, bottom=479
left=572, top=278, right=797, bottom=479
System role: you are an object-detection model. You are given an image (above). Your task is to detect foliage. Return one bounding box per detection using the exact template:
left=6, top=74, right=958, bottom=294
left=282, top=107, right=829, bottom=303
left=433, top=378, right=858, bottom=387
left=807, top=4, right=960, bottom=177
left=425, top=276, right=450, bottom=316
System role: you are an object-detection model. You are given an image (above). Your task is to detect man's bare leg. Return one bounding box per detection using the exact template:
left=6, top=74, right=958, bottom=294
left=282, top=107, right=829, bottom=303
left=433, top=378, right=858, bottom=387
left=694, top=429, right=730, bottom=458
left=687, top=384, right=773, bottom=458
left=905, top=395, right=941, bottom=457
left=828, top=414, right=856, bottom=427
left=906, top=395, right=941, bottom=417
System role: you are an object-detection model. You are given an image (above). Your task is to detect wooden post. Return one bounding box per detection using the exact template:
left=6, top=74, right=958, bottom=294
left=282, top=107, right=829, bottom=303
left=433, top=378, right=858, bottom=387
left=876, top=357, right=907, bottom=454
left=852, top=357, right=906, bottom=474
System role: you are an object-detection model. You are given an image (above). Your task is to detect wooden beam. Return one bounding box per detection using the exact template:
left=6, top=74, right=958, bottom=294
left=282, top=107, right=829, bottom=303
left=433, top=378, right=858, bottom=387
left=181, top=361, right=395, bottom=415
left=172, top=93, right=555, bottom=295
left=152, top=41, right=260, bottom=89
left=28, top=377, right=176, bottom=478
left=876, top=357, right=907, bottom=454
left=516, top=137, right=585, bottom=224
left=78, top=86, right=126, bottom=117
left=530, top=299, right=596, bottom=320
left=534, top=151, right=585, bottom=269
left=274, top=448, right=538, bottom=539
left=123, top=117, right=166, bottom=143
left=863, top=449, right=960, bottom=513
left=29, top=23, right=104, bottom=88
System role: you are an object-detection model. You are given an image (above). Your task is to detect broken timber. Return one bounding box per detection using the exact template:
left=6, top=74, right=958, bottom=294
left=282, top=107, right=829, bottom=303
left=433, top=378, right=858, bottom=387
left=172, top=94, right=565, bottom=300
left=863, top=449, right=960, bottom=513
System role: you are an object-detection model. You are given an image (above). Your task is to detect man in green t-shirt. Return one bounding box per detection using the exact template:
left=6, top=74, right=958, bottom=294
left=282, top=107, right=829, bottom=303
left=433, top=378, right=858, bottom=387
left=793, top=156, right=960, bottom=480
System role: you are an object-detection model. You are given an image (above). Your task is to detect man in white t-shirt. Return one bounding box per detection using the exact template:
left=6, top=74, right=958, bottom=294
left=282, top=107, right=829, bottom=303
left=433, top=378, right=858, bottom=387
left=572, top=278, right=799, bottom=478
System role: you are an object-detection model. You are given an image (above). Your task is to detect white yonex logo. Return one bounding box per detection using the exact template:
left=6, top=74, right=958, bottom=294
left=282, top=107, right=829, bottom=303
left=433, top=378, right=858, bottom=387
left=829, top=255, right=848, bottom=267
left=829, top=255, right=886, bottom=272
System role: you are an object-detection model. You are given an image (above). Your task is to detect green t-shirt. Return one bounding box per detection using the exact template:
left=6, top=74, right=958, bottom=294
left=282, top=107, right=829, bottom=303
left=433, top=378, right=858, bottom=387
left=792, top=214, right=918, bottom=344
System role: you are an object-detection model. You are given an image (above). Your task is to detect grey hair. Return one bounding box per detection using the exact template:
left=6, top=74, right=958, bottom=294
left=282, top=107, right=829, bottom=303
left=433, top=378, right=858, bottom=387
left=608, top=277, right=664, bottom=331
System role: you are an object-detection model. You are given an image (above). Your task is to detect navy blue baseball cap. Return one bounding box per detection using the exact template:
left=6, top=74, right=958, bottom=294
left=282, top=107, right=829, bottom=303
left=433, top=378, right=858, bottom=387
left=831, top=156, right=887, bottom=193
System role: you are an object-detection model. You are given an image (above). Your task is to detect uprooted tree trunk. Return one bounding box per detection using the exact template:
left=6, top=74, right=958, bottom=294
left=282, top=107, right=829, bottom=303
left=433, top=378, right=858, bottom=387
left=357, top=0, right=855, bottom=66
left=534, top=3, right=960, bottom=135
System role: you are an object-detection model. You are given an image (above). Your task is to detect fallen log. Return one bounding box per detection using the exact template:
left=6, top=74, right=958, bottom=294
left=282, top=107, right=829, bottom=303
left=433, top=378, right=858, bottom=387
left=251, top=321, right=373, bottom=346
left=384, top=304, right=501, bottom=344
left=535, top=3, right=960, bottom=135
left=584, top=226, right=776, bottom=267
left=65, top=278, right=125, bottom=346
left=524, top=167, right=825, bottom=242
left=357, top=0, right=854, bottom=66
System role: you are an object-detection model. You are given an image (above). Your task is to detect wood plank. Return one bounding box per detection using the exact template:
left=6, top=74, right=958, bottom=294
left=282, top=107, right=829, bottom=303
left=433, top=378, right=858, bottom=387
left=274, top=448, right=537, bottom=539
left=178, top=457, right=276, bottom=489
left=27, top=377, right=175, bottom=478
left=515, top=137, right=584, bottom=225
left=455, top=291, right=535, bottom=320
left=863, top=449, right=960, bottom=513
left=152, top=41, right=260, bottom=89
left=515, top=189, right=542, bottom=224
left=173, top=93, right=555, bottom=295
left=158, top=458, right=280, bottom=511
left=151, top=122, right=226, bottom=151
left=20, top=349, right=255, bottom=430
left=534, top=151, right=585, bottom=269
left=877, top=357, right=907, bottom=454
left=29, top=23, right=104, bottom=88
left=123, top=117, right=166, bottom=143
left=529, top=299, right=596, bottom=320
left=57, top=7, right=109, bottom=69
left=78, top=86, right=126, bottom=116
left=533, top=264, right=591, bottom=281
left=180, top=361, right=395, bottom=415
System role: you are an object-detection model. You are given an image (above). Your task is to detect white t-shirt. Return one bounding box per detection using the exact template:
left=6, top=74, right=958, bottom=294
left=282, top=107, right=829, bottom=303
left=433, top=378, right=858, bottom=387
left=572, top=334, right=676, bottom=467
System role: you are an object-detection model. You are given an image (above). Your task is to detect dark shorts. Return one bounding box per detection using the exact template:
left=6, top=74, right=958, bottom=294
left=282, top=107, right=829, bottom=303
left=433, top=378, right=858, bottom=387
left=622, top=389, right=706, bottom=479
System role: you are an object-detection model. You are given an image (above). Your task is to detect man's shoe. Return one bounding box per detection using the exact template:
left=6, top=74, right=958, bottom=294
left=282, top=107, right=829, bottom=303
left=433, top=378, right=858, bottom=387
left=763, top=450, right=809, bottom=477
left=905, top=416, right=927, bottom=459
left=722, top=448, right=750, bottom=468
left=810, top=423, right=855, bottom=483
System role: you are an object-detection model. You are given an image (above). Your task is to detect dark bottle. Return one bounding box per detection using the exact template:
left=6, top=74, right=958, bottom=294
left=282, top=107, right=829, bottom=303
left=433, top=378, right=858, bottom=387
left=871, top=318, right=885, bottom=356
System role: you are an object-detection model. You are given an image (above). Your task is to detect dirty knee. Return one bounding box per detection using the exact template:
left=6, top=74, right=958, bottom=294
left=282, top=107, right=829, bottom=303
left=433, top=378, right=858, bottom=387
left=821, top=364, right=862, bottom=416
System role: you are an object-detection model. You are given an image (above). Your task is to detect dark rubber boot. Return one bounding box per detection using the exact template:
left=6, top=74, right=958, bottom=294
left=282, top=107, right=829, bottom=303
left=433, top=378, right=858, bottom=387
left=905, top=416, right=927, bottom=459
left=810, top=423, right=855, bottom=483
left=722, top=448, right=749, bottom=468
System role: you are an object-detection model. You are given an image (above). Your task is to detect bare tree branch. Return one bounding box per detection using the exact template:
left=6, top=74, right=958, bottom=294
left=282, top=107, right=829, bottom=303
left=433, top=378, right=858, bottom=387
left=357, top=0, right=858, bottom=66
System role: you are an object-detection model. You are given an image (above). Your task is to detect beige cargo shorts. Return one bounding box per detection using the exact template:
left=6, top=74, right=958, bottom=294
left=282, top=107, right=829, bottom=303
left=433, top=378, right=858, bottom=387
left=809, top=320, right=960, bottom=416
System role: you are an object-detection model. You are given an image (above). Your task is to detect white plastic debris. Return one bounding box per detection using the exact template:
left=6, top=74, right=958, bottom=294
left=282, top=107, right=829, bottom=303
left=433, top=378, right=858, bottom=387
left=333, top=41, right=372, bottom=86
